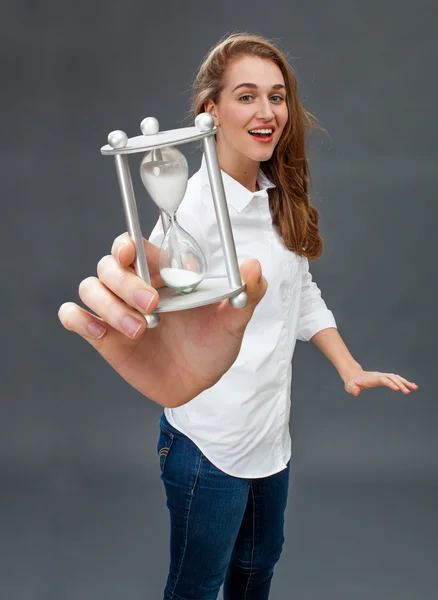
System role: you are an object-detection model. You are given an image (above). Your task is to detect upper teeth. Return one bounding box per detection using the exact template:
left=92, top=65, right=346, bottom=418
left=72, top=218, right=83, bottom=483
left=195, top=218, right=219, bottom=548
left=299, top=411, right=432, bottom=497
left=249, top=129, right=273, bottom=134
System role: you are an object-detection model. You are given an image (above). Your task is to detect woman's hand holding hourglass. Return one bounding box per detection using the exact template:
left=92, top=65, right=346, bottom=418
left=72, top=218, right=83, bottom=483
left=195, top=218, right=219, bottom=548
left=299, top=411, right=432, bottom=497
left=58, top=232, right=268, bottom=408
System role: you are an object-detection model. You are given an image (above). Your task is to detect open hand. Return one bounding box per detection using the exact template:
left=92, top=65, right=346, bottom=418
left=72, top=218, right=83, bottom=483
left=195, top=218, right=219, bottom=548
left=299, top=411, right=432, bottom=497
left=344, top=370, right=418, bottom=397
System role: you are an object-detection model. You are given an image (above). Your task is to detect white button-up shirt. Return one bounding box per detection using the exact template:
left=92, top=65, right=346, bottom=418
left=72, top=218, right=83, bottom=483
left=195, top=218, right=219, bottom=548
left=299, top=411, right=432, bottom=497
left=148, top=155, right=337, bottom=478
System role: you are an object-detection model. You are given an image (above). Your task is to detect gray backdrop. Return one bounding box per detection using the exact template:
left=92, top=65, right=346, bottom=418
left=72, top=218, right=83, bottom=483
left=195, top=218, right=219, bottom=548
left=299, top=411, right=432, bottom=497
left=2, top=0, right=437, bottom=598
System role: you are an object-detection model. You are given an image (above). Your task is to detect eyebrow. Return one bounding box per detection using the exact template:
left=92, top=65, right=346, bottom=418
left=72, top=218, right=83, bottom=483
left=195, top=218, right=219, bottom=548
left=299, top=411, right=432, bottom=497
left=231, top=83, right=286, bottom=92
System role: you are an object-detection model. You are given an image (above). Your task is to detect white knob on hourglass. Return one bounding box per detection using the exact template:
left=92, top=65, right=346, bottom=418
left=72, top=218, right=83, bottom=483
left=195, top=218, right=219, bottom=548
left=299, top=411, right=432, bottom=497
left=140, top=117, right=159, bottom=136
left=108, top=130, right=128, bottom=149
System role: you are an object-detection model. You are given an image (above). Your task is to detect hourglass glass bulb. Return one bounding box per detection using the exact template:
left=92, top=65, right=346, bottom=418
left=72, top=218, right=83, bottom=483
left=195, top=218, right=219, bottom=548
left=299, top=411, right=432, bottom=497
left=140, top=146, right=188, bottom=215
left=159, top=216, right=207, bottom=294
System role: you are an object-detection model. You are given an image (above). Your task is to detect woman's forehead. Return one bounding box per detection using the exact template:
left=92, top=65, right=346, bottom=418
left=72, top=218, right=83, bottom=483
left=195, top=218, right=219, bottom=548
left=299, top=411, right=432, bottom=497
left=223, top=55, right=285, bottom=89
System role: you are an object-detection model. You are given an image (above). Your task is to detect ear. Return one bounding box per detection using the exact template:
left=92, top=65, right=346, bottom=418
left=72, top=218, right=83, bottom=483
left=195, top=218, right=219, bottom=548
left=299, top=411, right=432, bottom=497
left=204, top=100, right=219, bottom=127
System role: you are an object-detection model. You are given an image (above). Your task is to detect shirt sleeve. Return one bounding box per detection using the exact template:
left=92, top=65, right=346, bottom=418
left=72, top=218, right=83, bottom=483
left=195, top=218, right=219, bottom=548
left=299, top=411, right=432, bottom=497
left=297, top=257, right=337, bottom=341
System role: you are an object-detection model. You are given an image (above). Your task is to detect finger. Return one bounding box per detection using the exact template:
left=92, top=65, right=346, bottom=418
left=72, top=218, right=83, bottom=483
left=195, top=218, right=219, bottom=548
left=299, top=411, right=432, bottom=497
left=216, top=258, right=267, bottom=337
left=243, top=258, right=268, bottom=301
left=111, top=233, right=165, bottom=289
left=59, top=301, right=109, bottom=341
left=398, top=376, right=419, bottom=390
left=111, top=232, right=135, bottom=265
left=345, top=382, right=361, bottom=396
left=381, top=375, right=401, bottom=391
left=387, top=374, right=411, bottom=394
left=235, top=259, right=268, bottom=318
left=78, top=276, right=147, bottom=339
left=97, top=255, right=159, bottom=316
left=58, top=302, right=141, bottom=370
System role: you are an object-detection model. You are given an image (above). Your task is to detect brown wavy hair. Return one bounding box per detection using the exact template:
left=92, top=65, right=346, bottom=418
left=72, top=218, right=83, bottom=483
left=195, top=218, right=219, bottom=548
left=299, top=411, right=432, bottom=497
left=191, top=32, right=324, bottom=259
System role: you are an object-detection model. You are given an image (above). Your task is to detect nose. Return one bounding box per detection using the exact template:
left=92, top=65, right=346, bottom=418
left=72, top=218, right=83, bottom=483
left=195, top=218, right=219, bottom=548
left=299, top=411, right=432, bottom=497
left=256, top=97, right=274, bottom=121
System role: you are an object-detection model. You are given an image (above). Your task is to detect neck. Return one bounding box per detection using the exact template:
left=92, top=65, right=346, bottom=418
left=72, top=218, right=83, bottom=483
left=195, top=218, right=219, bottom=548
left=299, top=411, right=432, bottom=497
left=215, top=143, right=260, bottom=193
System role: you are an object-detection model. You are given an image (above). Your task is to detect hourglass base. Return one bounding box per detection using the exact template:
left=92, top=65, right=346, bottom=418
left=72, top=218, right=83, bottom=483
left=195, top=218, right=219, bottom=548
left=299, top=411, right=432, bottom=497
left=151, top=277, right=246, bottom=313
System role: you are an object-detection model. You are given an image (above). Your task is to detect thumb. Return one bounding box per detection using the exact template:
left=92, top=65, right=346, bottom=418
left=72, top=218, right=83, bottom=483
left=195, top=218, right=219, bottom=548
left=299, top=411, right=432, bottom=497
left=216, top=258, right=267, bottom=334
left=239, top=258, right=268, bottom=312
left=346, top=382, right=361, bottom=396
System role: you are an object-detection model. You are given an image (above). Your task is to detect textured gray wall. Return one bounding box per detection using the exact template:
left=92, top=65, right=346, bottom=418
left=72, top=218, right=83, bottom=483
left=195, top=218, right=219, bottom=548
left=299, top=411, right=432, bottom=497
left=2, top=1, right=437, bottom=598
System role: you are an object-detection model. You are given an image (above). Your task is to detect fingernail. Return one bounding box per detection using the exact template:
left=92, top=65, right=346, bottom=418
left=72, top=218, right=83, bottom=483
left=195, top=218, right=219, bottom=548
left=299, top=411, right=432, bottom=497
left=134, top=288, right=155, bottom=311
left=87, top=321, right=107, bottom=339
left=116, top=244, right=125, bottom=263
left=122, top=315, right=144, bottom=338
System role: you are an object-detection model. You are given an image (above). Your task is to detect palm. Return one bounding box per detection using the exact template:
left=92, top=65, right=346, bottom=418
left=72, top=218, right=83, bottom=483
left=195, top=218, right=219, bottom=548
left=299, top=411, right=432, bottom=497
left=103, top=299, right=247, bottom=406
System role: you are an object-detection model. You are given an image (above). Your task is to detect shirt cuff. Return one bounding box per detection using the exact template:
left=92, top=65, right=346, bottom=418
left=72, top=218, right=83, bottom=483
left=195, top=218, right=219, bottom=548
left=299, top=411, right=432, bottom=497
left=297, top=309, right=337, bottom=342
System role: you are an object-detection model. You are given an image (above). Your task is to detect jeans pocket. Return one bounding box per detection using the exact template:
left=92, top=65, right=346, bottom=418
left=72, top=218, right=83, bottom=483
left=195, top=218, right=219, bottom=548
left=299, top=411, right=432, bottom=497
left=157, top=426, right=174, bottom=474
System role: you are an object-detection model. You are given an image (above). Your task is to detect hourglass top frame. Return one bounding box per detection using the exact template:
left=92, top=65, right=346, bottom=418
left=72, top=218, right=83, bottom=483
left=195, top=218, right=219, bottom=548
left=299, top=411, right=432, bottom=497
left=100, top=113, right=248, bottom=329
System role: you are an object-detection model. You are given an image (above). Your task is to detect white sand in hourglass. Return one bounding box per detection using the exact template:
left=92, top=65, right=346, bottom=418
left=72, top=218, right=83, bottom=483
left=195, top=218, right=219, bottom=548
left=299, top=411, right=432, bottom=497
left=160, top=268, right=203, bottom=289
left=143, top=169, right=188, bottom=215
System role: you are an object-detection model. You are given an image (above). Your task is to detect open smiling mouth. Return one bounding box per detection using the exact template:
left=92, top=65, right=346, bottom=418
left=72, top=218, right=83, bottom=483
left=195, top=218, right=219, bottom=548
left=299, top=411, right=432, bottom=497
left=248, top=128, right=275, bottom=142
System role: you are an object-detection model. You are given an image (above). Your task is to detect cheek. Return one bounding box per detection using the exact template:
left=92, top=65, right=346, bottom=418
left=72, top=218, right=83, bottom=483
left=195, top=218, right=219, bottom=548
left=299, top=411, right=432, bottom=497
left=275, top=108, right=288, bottom=138
left=279, top=105, right=289, bottom=127
left=223, top=105, right=251, bottom=131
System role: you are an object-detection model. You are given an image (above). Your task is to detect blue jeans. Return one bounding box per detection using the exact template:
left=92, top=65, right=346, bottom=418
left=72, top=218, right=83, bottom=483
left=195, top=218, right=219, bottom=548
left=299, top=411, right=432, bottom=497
left=157, top=413, right=290, bottom=600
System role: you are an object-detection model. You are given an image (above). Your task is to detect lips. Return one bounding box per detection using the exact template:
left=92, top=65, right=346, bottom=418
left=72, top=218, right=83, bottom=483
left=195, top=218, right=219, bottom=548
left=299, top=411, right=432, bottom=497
left=248, top=132, right=274, bottom=143
left=248, top=126, right=276, bottom=143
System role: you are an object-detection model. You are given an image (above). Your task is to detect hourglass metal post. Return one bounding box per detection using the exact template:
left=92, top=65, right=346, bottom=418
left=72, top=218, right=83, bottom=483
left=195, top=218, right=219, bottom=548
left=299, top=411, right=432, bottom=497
left=107, top=129, right=159, bottom=328
left=199, top=121, right=244, bottom=292
left=113, top=154, right=152, bottom=287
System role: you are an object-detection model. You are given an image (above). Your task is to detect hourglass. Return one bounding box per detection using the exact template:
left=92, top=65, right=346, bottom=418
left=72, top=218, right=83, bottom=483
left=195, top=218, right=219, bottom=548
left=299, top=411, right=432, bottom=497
left=100, top=113, right=248, bottom=328
left=139, top=145, right=207, bottom=294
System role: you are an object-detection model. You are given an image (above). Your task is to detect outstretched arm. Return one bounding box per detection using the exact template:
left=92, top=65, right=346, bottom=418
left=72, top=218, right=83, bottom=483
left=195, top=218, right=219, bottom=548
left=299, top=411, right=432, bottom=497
left=311, top=327, right=418, bottom=396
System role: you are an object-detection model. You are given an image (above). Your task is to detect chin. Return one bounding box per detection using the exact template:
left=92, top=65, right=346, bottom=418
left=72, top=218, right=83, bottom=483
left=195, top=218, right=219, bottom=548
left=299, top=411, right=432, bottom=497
left=253, top=150, right=275, bottom=163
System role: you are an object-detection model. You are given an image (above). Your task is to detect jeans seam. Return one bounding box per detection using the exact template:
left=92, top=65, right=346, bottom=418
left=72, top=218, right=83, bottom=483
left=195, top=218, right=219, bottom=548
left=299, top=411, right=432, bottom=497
left=191, top=453, right=203, bottom=495
left=243, top=481, right=255, bottom=600
left=160, top=420, right=175, bottom=437
left=168, top=452, right=203, bottom=599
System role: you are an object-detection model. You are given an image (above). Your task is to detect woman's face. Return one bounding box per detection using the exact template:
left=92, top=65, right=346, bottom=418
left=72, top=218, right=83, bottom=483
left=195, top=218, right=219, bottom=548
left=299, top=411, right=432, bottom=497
left=206, top=55, right=289, bottom=166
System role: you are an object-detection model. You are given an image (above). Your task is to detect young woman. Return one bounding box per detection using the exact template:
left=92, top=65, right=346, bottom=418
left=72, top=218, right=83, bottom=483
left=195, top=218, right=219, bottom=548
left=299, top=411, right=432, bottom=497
left=58, top=33, right=418, bottom=600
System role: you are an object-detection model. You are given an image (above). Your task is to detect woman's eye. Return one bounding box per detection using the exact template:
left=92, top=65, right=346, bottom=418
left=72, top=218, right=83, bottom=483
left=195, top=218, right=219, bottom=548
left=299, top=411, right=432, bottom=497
left=238, top=94, right=284, bottom=103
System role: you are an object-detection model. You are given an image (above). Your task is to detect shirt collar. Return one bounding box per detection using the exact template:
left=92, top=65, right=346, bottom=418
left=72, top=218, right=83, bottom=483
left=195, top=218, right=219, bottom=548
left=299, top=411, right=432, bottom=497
left=199, top=154, right=276, bottom=213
